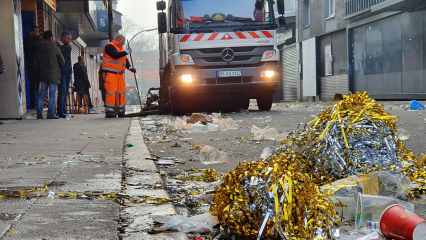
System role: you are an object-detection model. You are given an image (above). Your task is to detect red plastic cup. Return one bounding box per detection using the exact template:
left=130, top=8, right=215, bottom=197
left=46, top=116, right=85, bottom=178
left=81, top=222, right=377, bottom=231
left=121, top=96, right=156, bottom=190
left=379, top=204, right=426, bottom=240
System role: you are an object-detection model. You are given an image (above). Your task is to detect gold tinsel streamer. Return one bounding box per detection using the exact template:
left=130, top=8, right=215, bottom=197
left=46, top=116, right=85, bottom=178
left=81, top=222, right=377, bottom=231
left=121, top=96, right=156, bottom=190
left=210, top=92, right=426, bottom=239
left=210, top=154, right=339, bottom=239
left=175, top=167, right=222, bottom=182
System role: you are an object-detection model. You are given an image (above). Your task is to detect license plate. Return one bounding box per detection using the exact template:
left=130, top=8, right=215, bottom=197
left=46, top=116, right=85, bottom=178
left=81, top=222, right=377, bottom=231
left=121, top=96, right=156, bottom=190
left=217, top=71, right=242, bottom=78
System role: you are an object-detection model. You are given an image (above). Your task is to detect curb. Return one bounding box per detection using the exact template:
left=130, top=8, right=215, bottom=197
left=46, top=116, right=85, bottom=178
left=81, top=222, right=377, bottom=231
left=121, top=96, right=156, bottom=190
left=121, top=118, right=188, bottom=240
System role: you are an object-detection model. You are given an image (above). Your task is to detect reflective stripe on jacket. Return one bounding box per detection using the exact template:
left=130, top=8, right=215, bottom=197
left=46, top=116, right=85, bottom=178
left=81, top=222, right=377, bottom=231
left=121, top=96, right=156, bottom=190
left=101, top=42, right=126, bottom=73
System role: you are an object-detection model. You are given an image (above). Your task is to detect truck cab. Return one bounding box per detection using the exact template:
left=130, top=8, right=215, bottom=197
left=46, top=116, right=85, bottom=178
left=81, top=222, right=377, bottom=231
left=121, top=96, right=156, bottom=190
left=157, top=0, right=285, bottom=115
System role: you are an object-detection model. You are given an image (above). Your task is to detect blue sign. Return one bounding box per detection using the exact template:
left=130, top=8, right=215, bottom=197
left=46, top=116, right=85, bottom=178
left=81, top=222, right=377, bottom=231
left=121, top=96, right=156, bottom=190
left=97, top=10, right=109, bottom=32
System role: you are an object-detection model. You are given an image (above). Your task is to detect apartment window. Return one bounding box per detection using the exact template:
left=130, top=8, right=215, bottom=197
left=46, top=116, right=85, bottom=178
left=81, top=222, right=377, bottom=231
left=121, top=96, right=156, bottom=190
left=302, top=0, right=310, bottom=27
left=326, top=0, right=335, bottom=18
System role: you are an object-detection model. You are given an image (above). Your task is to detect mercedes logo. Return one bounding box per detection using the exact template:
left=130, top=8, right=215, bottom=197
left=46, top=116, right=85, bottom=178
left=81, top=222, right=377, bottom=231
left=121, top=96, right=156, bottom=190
left=221, top=48, right=234, bottom=62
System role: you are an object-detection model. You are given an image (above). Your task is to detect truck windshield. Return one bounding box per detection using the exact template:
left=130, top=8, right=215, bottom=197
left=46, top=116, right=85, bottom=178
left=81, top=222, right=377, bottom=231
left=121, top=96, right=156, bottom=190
left=175, top=0, right=274, bottom=30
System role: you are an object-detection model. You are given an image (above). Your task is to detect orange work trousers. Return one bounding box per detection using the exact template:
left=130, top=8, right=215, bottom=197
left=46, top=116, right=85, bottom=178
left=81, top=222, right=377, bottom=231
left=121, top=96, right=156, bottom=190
left=103, top=72, right=126, bottom=116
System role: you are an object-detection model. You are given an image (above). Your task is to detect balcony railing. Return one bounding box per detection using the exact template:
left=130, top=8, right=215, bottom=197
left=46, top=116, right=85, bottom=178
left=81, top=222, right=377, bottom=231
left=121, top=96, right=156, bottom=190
left=345, top=0, right=388, bottom=16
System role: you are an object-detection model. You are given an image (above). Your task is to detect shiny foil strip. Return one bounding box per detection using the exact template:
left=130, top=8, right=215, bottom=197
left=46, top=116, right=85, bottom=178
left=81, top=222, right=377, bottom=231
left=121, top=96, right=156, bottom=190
left=176, top=167, right=222, bottom=182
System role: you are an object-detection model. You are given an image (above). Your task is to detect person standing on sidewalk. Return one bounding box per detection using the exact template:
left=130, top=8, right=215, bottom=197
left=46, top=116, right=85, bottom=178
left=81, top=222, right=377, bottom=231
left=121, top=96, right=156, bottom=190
left=34, top=31, right=65, bottom=119
left=73, top=56, right=94, bottom=111
left=24, top=26, right=40, bottom=109
left=57, top=32, right=73, bottom=118
left=101, top=34, right=136, bottom=118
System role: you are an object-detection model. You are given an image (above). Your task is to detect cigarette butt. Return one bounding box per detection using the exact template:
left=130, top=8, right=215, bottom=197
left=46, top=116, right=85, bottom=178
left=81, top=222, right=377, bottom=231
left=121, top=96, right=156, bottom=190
left=148, top=228, right=164, bottom=234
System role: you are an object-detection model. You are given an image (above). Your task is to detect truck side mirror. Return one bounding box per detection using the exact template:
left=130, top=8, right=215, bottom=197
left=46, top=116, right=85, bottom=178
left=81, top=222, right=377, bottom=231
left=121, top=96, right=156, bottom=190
left=277, top=0, right=285, bottom=15
left=278, top=16, right=286, bottom=26
left=158, top=12, right=167, bottom=33
left=157, top=1, right=166, bottom=11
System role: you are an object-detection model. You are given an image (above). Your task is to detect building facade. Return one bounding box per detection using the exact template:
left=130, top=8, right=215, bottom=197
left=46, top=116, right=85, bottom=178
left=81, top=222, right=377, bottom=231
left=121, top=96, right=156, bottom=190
left=0, top=0, right=27, bottom=118
left=296, top=0, right=426, bottom=101
left=276, top=0, right=298, bottom=101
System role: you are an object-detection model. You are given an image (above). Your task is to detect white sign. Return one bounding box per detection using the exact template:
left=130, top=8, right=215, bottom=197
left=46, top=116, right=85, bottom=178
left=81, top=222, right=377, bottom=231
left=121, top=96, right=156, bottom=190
left=277, top=33, right=285, bottom=45
left=325, top=45, right=332, bottom=76
left=277, top=29, right=293, bottom=45
left=44, top=0, right=56, bottom=11
left=283, top=29, right=293, bottom=41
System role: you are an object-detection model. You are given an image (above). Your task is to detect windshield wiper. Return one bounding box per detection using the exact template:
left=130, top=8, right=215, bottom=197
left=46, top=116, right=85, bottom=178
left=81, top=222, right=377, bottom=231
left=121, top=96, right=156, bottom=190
left=190, top=22, right=212, bottom=33
left=234, top=20, right=256, bottom=32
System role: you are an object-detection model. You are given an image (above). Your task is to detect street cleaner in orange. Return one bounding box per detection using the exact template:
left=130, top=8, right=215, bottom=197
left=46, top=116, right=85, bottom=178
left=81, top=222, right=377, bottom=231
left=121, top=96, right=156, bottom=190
left=101, top=34, right=136, bottom=118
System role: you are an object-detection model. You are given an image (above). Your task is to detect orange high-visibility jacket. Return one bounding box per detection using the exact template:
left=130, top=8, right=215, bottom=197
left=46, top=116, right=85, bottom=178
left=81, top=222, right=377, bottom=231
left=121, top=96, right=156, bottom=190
left=101, top=41, right=126, bottom=73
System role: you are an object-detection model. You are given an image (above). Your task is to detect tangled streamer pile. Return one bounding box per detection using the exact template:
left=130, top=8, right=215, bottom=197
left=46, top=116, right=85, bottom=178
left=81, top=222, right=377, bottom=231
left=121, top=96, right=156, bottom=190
left=210, top=92, right=426, bottom=239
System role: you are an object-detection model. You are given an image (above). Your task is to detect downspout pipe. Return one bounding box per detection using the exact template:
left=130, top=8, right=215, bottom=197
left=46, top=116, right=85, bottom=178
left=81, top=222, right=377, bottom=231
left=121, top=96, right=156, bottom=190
left=108, top=0, right=113, bottom=41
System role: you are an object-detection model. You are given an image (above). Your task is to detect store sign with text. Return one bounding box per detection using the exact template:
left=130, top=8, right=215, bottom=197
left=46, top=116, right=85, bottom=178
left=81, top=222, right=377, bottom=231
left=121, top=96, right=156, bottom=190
left=44, top=0, right=56, bottom=11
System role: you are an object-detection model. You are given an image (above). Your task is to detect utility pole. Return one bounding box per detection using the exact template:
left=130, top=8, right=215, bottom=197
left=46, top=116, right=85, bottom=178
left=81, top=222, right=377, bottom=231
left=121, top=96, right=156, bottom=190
left=108, top=0, right=113, bottom=41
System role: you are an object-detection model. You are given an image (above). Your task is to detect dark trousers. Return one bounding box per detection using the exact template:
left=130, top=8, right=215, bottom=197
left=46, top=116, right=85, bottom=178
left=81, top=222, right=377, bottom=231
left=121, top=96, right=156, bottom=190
left=101, top=90, right=106, bottom=104
left=27, top=67, right=39, bottom=108
left=58, top=73, right=72, bottom=114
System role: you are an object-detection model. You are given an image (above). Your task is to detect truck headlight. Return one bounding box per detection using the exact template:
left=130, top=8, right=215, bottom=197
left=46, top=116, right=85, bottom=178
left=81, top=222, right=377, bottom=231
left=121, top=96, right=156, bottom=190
left=262, top=50, right=275, bottom=59
left=261, top=70, right=278, bottom=78
left=181, top=74, right=193, bottom=83
left=180, top=54, right=194, bottom=63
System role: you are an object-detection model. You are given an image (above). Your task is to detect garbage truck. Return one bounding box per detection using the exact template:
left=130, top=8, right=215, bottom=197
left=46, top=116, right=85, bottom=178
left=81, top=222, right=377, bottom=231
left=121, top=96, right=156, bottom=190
left=156, top=0, right=286, bottom=115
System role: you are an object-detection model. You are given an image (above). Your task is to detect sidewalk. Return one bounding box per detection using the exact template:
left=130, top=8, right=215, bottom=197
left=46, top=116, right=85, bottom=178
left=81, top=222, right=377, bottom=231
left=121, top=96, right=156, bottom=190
left=0, top=111, right=119, bottom=239
left=0, top=112, right=128, bottom=239
left=0, top=110, right=187, bottom=240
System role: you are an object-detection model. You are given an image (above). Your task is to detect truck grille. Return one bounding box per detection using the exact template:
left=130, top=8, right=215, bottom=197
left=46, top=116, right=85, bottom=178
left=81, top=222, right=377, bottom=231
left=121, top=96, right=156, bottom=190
left=205, top=77, right=252, bottom=84
left=199, top=46, right=256, bottom=54
left=203, top=56, right=252, bottom=63
left=181, top=46, right=273, bottom=67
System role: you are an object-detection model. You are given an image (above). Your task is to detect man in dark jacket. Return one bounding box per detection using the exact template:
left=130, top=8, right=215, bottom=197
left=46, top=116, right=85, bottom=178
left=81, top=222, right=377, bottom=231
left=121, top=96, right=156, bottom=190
left=24, top=26, right=40, bottom=109
left=73, top=56, right=94, bottom=111
left=57, top=32, right=72, bottom=118
left=34, top=31, right=65, bottom=119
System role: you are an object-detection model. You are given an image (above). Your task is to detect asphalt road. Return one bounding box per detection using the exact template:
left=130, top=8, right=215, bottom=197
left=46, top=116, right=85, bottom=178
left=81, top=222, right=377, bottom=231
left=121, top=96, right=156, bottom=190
left=143, top=100, right=426, bottom=174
